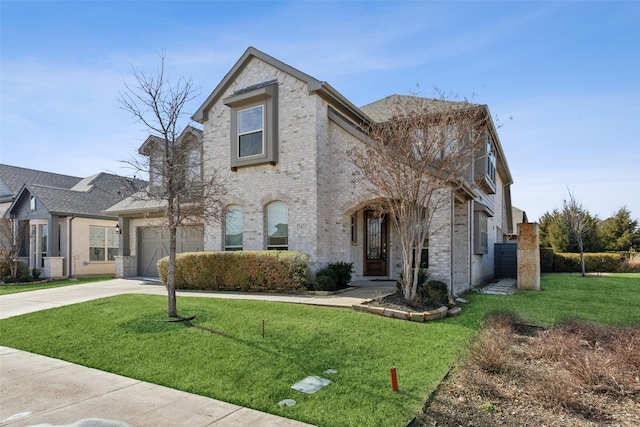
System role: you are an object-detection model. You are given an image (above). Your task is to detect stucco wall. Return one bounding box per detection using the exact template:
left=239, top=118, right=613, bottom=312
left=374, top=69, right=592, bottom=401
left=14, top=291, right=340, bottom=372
left=67, top=217, right=118, bottom=277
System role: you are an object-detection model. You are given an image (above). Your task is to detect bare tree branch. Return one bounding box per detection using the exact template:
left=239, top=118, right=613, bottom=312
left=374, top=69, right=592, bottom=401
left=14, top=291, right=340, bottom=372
left=350, top=92, right=488, bottom=301
left=562, top=188, right=591, bottom=277
left=119, top=53, right=226, bottom=317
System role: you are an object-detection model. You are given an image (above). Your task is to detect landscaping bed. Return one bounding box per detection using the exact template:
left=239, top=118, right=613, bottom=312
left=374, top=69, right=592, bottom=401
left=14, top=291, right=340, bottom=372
left=414, top=314, right=640, bottom=426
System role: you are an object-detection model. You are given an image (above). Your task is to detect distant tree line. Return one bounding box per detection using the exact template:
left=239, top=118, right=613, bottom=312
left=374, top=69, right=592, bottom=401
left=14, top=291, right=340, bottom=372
left=539, top=206, right=640, bottom=253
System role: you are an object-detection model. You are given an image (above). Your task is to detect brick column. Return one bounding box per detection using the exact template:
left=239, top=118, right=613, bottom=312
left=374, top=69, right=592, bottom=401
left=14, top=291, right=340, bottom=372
left=517, top=223, right=540, bottom=291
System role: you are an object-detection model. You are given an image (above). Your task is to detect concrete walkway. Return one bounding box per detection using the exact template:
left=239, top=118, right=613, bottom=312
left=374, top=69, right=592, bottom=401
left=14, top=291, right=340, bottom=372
left=474, top=278, right=517, bottom=295
left=0, top=278, right=396, bottom=426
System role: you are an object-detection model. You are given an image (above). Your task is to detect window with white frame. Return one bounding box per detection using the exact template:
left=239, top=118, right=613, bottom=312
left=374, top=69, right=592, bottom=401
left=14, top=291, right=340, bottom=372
left=224, top=205, right=243, bottom=251
left=237, top=105, right=264, bottom=158
left=474, top=212, right=489, bottom=254
left=267, top=201, right=288, bottom=250
left=224, top=81, right=278, bottom=170
left=149, top=153, right=163, bottom=187
left=187, top=146, right=202, bottom=181
left=475, top=133, right=497, bottom=194
left=89, top=226, right=119, bottom=261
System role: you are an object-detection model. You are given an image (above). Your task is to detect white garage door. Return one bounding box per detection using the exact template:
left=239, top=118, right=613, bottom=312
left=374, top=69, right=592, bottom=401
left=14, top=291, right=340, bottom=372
left=138, top=226, right=204, bottom=277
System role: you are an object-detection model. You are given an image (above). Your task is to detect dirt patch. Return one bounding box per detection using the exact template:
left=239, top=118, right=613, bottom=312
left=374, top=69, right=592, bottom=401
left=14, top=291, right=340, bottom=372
left=412, top=313, right=640, bottom=426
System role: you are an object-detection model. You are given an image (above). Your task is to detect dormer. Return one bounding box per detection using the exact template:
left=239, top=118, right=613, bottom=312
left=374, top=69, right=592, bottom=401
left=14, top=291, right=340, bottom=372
left=138, top=126, right=203, bottom=193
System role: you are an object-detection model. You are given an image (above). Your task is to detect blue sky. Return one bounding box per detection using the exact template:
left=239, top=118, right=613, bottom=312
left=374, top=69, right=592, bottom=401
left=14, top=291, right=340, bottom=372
left=1, top=1, right=639, bottom=222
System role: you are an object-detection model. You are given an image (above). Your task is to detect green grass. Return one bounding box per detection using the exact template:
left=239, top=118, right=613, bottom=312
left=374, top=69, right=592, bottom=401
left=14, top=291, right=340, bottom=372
left=0, top=276, right=114, bottom=295
left=0, top=273, right=637, bottom=426
left=464, top=273, right=640, bottom=326
left=0, top=294, right=476, bottom=427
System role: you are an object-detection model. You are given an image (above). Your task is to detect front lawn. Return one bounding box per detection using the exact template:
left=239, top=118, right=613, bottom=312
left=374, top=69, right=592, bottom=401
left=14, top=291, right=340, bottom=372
left=0, top=273, right=637, bottom=426
left=0, top=276, right=114, bottom=295
left=0, top=294, right=476, bottom=427
left=465, top=273, right=640, bottom=326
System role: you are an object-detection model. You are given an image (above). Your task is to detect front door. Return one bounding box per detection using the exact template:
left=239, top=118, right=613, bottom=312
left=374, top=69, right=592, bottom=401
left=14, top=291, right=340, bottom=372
left=364, top=210, right=388, bottom=276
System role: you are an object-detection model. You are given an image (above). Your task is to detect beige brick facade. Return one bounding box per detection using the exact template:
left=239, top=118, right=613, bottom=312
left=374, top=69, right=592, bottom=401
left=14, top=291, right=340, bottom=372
left=194, top=49, right=514, bottom=293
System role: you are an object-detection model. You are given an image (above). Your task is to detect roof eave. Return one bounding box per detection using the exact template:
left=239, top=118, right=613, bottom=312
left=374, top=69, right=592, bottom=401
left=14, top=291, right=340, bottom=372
left=192, top=47, right=373, bottom=126
left=483, top=105, right=513, bottom=186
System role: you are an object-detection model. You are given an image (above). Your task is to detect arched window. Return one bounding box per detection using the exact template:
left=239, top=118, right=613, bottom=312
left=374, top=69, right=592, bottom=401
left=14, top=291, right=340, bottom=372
left=266, top=201, right=288, bottom=250
left=224, top=205, right=243, bottom=251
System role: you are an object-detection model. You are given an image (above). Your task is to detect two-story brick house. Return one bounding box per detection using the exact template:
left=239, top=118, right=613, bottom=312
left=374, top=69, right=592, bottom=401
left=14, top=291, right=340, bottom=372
left=112, top=47, right=514, bottom=295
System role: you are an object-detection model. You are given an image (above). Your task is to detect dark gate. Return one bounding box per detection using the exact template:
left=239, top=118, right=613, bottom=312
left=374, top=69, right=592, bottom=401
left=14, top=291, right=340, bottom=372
left=494, top=243, right=517, bottom=278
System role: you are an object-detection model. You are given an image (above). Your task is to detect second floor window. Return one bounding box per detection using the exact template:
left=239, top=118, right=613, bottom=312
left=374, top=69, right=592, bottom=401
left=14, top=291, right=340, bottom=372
left=187, top=147, right=202, bottom=181
left=238, top=105, right=264, bottom=158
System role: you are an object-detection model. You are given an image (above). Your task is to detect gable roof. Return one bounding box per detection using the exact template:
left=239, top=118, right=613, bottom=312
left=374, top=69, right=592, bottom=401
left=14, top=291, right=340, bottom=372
left=138, top=125, right=203, bottom=156
left=4, top=167, right=146, bottom=219
left=0, top=164, right=81, bottom=202
left=192, top=46, right=371, bottom=126
left=360, top=94, right=473, bottom=123
left=360, top=95, right=513, bottom=186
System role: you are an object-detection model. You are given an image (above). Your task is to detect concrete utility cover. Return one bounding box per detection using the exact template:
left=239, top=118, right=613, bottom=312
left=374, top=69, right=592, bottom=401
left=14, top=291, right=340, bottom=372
left=291, top=376, right=331, bottom=394
left=278, top=399, right=297, bottom=407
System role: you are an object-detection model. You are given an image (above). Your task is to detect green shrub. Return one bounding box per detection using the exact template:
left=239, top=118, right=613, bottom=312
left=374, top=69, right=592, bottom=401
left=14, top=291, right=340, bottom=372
left=157, top=251, right=309, bottom=292
left=314, top=274, right=337, bottom=291
left=326, top=262, right=354, bottom=287
left=31, top=268, right=41, bottom=280
left=0, top=250, right=10, bottom=278
left=316, top=267, right=338, bottom=284
left=19, top=274, right=33, bottom=283
left=552, top=252, right=623, bottom=273
left=2, top=275, right=16, bottom=283
left=417, top=279, right=448, bottom=307
left=540, top=247, right=554, bottom=272
left=16, top=261, right=30, bottom=278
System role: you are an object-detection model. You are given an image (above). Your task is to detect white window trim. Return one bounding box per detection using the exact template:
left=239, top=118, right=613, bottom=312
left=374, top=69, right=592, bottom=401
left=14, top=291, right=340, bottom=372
left=89, top=226, right=119, bottom=262
left=237, top=104, right=265, bottom=159
left=224, top=81, right=278, bottom=170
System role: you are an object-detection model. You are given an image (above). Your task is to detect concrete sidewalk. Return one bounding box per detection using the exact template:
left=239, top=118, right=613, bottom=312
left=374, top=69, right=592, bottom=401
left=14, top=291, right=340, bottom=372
left=0, top=278, right=395, bottom=426
left=0, top=278, right=396, bottom=320
left=0, top=346, right=312, bottom=427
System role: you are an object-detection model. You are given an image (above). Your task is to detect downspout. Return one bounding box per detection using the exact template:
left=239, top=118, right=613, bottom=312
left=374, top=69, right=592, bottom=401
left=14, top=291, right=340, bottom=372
left=67, top=216, right=75, bottom=278
left=449, top=192, right=454, bottom=297
left=468, top=201, right=473, bottom=290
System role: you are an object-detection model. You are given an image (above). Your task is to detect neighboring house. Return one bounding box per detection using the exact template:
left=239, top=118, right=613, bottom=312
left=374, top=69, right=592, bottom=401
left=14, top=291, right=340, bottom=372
left=104, top=126, right=205, bottom=277
left=0, top=164, right=145, bottom=279
left=111, top=47, right=514, bottom=295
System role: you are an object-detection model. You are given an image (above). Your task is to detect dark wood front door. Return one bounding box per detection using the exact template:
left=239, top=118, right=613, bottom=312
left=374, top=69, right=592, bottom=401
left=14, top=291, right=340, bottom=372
left=364, top=210, right=388, bottom=276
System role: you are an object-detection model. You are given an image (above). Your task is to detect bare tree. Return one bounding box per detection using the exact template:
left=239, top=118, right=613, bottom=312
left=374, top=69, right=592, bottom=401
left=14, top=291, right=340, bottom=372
left=119, top=53, right=226, bottom=318
left=562, top=188, right=591, bottom=277
left=0, top=217, right=28, bottom=279
left=350, top=92, right=489, bottom=302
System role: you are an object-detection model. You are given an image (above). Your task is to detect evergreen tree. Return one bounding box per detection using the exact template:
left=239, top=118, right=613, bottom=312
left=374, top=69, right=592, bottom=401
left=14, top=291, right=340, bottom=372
left=598, top=207, right=640, bottom=251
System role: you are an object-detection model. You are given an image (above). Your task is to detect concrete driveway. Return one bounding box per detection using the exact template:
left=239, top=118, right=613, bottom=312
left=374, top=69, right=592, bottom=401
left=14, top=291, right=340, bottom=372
left=0, top=278, right=396, bottom=320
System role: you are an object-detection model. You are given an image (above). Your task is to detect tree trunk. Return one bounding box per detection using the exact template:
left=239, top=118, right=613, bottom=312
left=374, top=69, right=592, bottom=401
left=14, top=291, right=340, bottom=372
left=578, top=243, right=586, bottom=277
left=167, top=224, right=178, bottom=317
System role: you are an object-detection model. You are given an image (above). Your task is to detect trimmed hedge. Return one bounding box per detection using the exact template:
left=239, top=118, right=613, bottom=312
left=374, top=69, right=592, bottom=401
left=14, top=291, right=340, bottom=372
left=552, top=252, right=624, bottom=273
left=157, top=251, right=309, bottom=292
left=540, top=248, right=554, bottom=272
